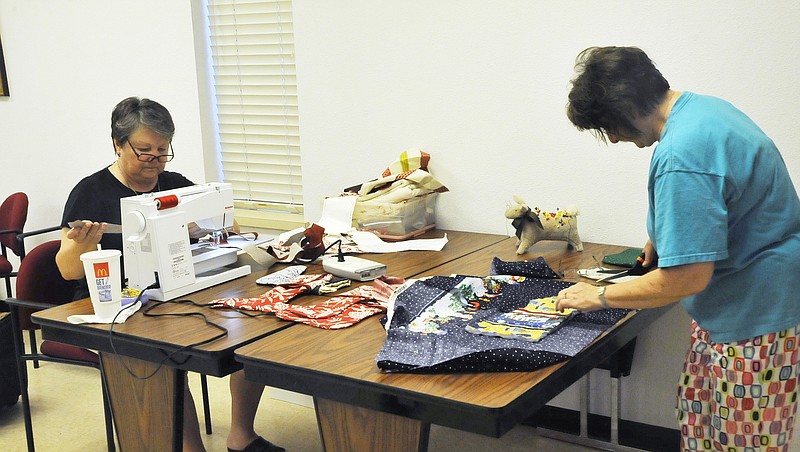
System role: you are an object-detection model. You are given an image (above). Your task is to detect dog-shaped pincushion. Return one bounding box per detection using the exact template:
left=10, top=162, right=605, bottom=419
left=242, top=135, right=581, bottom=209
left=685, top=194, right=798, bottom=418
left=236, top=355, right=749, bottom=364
left=505, top=196, right=583, bottom=254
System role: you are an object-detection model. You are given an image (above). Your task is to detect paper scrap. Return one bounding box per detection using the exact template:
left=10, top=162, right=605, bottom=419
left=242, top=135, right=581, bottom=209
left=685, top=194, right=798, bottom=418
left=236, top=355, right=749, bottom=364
left=578, top=267, right=639, bottom=284
left=317, top=196, right=358, bottom=235
left=67, top=301, right=142, bottom=324
left=351, top=230, right=447, bottom=253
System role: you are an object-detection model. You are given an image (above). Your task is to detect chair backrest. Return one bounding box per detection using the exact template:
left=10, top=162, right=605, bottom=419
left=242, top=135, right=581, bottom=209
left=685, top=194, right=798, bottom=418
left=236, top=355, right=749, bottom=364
left=0, top=192, right=29, bottom=257
left=16, top=240, right=75, bottom=330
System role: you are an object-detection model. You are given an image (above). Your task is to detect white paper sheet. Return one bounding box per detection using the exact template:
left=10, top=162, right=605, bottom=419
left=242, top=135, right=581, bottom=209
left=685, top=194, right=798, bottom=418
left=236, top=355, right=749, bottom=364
left=577, top=267, right=640, bottom=284
left=67, top=300, right=142, bottom=324
left=317, top=196, right=358, bottom=235
left=351, top=230, right=448, bottom=253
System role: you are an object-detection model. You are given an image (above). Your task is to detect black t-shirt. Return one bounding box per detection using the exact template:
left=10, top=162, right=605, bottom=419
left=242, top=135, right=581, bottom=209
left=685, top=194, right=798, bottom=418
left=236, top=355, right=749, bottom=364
left=61, top=167, right=194, bottom=299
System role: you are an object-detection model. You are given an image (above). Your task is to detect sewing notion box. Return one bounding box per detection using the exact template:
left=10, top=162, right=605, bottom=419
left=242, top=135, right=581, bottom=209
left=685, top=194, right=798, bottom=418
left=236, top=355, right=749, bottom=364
left=352, top=193, right=437, bottom=240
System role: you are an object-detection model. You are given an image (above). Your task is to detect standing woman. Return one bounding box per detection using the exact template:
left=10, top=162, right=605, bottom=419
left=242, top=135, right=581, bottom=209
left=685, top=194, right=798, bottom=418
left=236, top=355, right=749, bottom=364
left=557, top=47, right=800, bottom=451
left=56, top=97, right=284, bottom=452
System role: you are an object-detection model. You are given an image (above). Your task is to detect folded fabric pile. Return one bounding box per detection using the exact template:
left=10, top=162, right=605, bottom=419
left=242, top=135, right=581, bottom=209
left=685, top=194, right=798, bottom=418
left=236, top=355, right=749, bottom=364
left=350, top=149, right=449, bottom=202
left=375, top=257, right=630, bottom=373
left=465, top=297, right=577, bottom=342
left=349, top=149, right=449, bottom=239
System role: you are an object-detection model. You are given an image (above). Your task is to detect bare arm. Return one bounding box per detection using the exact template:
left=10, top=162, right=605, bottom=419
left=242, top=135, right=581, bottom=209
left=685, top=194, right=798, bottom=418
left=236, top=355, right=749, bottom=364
left=556, top=260, right=714, bottom=312
left=55, top=222, right=109, bottom=280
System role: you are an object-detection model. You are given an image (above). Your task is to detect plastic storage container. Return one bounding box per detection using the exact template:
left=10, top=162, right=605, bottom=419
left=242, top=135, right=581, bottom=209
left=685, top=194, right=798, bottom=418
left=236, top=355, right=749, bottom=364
left=352, top=193, right=437, bottom=240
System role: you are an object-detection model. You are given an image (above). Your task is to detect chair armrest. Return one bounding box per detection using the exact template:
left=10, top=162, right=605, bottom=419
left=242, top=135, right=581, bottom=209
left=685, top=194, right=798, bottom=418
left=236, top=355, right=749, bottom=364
left=0, top=229, right=22, bottom=259
left=18, top=225, right=62, bottom=240
left=17, top=225, right=62, bottom=258
left=4, top=297, right=57, bottom=311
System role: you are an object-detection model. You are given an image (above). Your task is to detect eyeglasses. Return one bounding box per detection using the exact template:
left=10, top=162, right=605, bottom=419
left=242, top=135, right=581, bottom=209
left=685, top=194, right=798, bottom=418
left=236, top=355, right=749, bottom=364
left=128, top=141, right=175, bottom=162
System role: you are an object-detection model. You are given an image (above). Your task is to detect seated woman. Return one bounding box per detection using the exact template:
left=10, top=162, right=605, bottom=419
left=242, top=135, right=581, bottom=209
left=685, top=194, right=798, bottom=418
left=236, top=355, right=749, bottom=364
left=56, top=96, right=283, bottom=452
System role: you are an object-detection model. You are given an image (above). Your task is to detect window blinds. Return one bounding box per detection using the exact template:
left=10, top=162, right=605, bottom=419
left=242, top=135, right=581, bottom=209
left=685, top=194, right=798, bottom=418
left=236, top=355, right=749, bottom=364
left=207, top=0, right=304, bottom=230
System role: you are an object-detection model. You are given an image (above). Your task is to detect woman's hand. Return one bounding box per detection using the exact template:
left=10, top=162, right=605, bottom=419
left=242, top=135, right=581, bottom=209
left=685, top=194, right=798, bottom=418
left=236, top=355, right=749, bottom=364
left=556, top=282, right=604, bottom=312
left=556, top=259, right=714, bottom=313
left=57, top=221, right=109, bottom=280
left=66, top=221, right=108, bottom=245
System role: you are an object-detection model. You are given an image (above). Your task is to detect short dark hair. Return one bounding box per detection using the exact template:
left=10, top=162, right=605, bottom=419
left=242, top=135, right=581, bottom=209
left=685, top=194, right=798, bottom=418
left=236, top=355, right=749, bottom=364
left=566, top=46, right=669, bottom=142
left=111, top=97, right=175, bottom=146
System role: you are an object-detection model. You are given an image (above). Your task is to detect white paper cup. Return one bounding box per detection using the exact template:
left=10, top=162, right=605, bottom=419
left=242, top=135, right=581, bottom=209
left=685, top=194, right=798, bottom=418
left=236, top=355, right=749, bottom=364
left=80, top=249, right=123, bottom=321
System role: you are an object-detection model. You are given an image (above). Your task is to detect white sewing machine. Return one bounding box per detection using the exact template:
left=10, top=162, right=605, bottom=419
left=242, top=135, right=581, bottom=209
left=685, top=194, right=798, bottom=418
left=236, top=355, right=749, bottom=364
left=120, top=182, right=251, bottom=301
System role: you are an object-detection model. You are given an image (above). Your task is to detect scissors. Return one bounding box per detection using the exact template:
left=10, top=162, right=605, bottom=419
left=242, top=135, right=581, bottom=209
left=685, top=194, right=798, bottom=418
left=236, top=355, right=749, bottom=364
left=68, top=220, right=122, bottom=234
left=596, top=252, right=657, bottom=283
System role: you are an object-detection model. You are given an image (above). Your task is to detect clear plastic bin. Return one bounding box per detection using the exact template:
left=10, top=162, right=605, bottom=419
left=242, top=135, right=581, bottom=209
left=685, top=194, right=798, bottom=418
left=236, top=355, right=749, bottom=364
left=352, top=193, right=437, bottom=240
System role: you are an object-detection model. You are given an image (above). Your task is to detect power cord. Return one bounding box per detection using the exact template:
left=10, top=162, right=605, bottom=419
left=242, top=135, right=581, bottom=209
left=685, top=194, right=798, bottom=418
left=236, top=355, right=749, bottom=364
left=107, top=281, right=230, bottom=380
left=292, top=238, right=344, bottom=264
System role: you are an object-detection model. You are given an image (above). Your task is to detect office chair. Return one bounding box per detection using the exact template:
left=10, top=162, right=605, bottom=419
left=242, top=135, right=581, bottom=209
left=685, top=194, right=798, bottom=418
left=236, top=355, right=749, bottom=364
left=0, top=192, right=29, bottom=299
left=1, top=192, right=64, bottom=297
left=8, top=240, right=215, bottom=443
left=7, top=240, right=116, bottom=451
left=0, top=192, right=64, bottom=368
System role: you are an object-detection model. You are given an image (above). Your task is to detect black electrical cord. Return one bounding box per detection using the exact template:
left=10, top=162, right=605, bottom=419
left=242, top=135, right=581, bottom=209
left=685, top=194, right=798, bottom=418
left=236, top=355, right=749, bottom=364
left=291, top=238, right=344, bottom=264
left=107, top=282, right=230, bottom=380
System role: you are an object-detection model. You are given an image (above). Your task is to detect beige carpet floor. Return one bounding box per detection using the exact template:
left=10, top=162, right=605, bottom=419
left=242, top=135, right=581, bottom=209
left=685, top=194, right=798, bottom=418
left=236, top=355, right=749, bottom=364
left=0, top=334, right=606, bottom=451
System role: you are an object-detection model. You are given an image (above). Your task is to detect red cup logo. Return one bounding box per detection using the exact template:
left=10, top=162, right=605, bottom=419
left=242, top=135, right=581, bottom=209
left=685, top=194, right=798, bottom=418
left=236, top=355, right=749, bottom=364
left=93, top=262, right=110, bottom=278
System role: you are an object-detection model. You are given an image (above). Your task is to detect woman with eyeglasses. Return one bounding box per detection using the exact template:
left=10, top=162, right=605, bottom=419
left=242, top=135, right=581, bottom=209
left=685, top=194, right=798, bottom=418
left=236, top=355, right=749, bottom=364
left=57, top=97, right=190, bottom=289
left=56, top=97, right=284, bottom=452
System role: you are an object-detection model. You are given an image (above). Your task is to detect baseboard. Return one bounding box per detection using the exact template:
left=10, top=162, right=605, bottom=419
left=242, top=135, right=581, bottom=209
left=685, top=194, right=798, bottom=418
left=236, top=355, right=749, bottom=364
left=268, top=386, right=314, bottom=408
left=523, top=405, right=680, bottom=452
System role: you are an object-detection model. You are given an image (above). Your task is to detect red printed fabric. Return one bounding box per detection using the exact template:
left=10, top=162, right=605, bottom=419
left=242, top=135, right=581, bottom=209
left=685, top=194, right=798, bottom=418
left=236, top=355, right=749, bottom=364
left=280, top=276, right=405, bottom=329
left=212, top=274, right=333, bottom=312
left=212, top=275, right=405, bottom=329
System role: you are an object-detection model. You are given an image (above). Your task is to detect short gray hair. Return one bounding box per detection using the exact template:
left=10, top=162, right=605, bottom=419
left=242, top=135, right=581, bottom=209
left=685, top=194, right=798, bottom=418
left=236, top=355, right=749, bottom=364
left=111, top=97, right=175, bottom=147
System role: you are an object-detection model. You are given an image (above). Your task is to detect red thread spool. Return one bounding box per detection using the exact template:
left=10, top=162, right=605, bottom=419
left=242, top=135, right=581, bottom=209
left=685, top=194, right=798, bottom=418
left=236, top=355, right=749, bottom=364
left=154, top=194, right=180, bottom=210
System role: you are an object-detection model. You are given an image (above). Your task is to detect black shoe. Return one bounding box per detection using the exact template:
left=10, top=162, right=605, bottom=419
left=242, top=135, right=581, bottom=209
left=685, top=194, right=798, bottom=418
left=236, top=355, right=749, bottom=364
left=228, top=436, right=286, bottom=452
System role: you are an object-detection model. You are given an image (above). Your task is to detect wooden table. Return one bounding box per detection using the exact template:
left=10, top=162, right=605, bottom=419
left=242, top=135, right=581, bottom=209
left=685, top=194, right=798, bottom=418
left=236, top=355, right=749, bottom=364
left=30, top=230, right=505, bottom=451
left=31, top=253, right=287, bottom=450
left=235, top=240, right=671, bottom=452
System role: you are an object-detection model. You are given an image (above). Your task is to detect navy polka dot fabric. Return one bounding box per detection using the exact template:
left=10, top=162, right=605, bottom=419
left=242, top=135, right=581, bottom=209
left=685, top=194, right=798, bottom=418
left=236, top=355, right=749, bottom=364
left=376, top=258, right=629, bottom=373
left=489, top=256, right=561, bottom=279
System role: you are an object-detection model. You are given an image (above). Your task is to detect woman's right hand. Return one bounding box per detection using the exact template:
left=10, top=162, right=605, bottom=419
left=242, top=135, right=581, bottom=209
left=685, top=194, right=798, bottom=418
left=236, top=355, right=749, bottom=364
left=66, top=221, right=108, bottom=245
left=57, top=221, right=109, bottom=280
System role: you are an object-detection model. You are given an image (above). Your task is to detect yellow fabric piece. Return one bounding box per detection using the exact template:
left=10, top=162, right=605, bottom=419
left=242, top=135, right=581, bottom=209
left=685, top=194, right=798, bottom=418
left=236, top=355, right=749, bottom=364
left=466, top=297, right=576, bottom=342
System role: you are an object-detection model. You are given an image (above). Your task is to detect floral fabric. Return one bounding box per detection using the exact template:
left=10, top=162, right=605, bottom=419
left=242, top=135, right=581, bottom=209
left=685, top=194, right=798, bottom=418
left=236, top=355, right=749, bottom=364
left=212, top=274, right=405, bottom=329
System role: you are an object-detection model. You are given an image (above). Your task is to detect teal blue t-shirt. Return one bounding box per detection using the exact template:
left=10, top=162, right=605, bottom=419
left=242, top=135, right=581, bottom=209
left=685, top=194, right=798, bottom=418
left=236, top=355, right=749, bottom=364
left=647, top=92, right=800, bottom=343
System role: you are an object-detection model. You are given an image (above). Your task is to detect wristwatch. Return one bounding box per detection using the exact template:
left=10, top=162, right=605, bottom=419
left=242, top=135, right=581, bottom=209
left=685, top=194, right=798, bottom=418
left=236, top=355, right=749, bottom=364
left=597, top=286, right=610, bottom=309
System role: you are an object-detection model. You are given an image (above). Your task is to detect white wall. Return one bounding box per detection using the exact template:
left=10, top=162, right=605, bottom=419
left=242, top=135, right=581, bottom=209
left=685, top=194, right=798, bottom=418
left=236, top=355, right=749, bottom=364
left=0, top=0, right=207, bottom=254
left=290, top=0, right=800, bottom=430
left=293, top=1, right=800, bottom=243
left=2, top=0, right=800, bottom=435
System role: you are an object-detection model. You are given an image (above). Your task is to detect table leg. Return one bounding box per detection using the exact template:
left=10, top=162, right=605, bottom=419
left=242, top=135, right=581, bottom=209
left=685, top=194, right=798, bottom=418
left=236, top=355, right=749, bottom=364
left=611, top=375, right=620, bottom=445
left=100, top=352, right=184, bottom=451
left=580, top=374, right=589, bottom=438
left=314, top=397, right=430, bottom=452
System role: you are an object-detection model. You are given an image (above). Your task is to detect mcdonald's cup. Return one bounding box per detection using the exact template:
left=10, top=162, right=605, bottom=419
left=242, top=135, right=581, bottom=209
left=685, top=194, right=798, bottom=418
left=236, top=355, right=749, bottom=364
left=80, top=249, right=123, bottom=321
